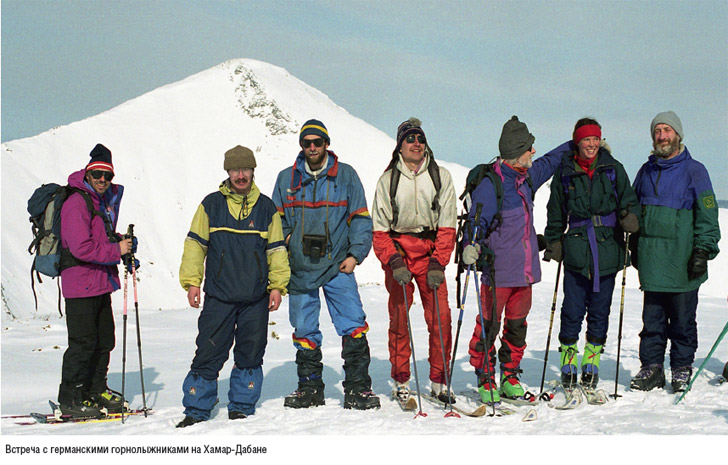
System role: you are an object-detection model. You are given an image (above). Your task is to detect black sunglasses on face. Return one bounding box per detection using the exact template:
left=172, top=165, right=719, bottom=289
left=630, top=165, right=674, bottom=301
left=301, top=138, right=325, bottom=148
left=405, top=134, right=426, bottom=144
left=89, top=170, right=114, bottom=181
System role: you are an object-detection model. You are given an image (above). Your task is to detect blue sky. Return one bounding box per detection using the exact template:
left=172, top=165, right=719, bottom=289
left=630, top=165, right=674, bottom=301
left=2, top=0, right=727, bottom=198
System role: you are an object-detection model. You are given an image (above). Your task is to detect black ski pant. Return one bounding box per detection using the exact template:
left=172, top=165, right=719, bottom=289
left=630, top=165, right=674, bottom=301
left=59, top=294, right=115, bottom=404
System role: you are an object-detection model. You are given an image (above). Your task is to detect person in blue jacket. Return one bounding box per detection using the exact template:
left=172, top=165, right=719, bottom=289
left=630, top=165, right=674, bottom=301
left=272, top=119, right=380, bottom=410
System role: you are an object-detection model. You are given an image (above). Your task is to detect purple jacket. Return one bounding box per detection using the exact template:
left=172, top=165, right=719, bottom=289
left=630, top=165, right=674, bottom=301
left=60, top=169, right=124, bottom=298
left=468, top=142, right=567, bottom=287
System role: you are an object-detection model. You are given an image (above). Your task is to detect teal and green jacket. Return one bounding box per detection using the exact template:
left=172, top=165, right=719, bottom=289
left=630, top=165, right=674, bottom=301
left=632, top=146, right=720, bottom=292
left=179, top=180, right=290, bottom=302
left=545, top=146, right=640, bottom=283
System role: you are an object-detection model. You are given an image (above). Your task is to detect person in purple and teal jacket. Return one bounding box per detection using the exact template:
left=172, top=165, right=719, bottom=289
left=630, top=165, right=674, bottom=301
left=629, top=111, right=720, bottom=393
left=460, top=116, right=563, bottom=404
left=58, top=144, right=133, bottom=418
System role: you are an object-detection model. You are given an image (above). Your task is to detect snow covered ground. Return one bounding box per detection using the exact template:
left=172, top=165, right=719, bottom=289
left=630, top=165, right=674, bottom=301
left=1, top=59, right=726, bottom=462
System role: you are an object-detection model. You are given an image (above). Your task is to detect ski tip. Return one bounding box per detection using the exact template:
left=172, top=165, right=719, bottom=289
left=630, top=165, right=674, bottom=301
left=522, top=409, right=537, bottom=422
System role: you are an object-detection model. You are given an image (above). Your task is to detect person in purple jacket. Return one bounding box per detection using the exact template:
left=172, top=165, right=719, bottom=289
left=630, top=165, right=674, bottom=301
left=460, top=116, right=564, bottom=404
left=57, top=144, right=133, bottom=418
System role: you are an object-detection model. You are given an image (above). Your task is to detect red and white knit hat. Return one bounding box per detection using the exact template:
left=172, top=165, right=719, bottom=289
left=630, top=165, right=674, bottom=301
left=85, top=144, right=114, bottom=173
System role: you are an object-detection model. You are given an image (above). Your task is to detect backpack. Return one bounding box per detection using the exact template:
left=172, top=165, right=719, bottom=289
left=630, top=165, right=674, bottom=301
left=386, top=150, right=442, bottom=229
left=27, top=183, right=115, bottom=314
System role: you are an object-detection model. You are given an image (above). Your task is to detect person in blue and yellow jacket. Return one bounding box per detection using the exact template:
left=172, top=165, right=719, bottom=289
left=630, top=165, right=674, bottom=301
left=176, top=145, right=290, bottom=427
left=272, top=119, right=380, bottom=411
left=630, top=111, right=720, bottom=393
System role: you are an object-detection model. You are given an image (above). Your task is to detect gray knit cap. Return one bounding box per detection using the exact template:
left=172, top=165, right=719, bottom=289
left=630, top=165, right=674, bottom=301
left=224, top=145, right=256, bottom=170
left=499, top=116, right=535, bottom=160
left=651, top=111, right=684, bottom=141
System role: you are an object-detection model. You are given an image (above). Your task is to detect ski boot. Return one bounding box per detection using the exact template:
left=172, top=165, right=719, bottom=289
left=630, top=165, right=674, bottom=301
left=284, top=384, right=325, bottom=408
left=88, top=388, right=128, bottom=413
left=580, top=342, right=603, bottom=389
left=228, top=411, right=247, bottom=420
left=671, top=366, right=692, bottom=393
left=176, top=415, right=205, bottom=428
left=723, top=361, right=728, bottom=382
left=393, top=381, right=410, bottom=400
left=477, top=370, right=500, bottom=405
left=58, top=382, right=103, bottom=419
left=343, top=389, right=381, bottom=410
left=431, top=382, right=456, bottom=404
left=500, top=368, right=526, bottom=399
left=559, top=342, right=579, bottom=389
left=630, top=364, right=665, bottom=391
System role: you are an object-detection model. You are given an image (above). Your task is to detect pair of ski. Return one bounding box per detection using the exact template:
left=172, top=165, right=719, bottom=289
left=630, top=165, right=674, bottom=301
left=4, top=400, right=152, bottom=425
left=548, top=380, right=609, bottom=408
left=394, top=389, right=540, bottom=420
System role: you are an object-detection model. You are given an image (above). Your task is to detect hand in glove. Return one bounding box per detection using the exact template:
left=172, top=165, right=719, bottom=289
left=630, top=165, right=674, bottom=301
left=618, top=210, right=640, bottom=234
left=543, top=241, right=562, bottom=263
left=687, top=248, right=709, bottom=280
left=122, top=254, right=140, bottom=273
left=537, top=234, right=548, bottom=252
left=462, top=243, right=481, bottom=266
left=389, top=254, right=412, bottom=285
left=426, top=257, right=445, bottom=290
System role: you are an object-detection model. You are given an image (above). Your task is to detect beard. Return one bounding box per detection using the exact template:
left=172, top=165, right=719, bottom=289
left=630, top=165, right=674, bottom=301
left=653, top=137, right=680, bottom=158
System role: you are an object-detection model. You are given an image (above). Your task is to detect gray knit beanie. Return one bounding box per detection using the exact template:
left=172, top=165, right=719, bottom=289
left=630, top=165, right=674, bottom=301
left=499, top=116, right=535, bottom=160
left=650, top=111, right=684, bottom=141
left=224, top=145, right=256, bottom=170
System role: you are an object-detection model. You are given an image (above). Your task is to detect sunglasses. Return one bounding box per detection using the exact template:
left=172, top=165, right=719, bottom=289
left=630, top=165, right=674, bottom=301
left=301, top=138, right=325, bottom=148
left=89, top=170, right=114, bottom=181
left=405, top=134, right=426, bottom=144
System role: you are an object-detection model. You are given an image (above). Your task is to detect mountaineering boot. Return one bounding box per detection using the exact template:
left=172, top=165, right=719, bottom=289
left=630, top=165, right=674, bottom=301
left=671, top=366, right=692, bottom=393
left=176, top=415, right=204, bottom=428
left=58, top=382, right=103, bottom=419
left=431, top=382, right=456, bottom=404
left=500, top=368, right=526, bottom=399
left=723, top=361, right=728, bottom=381
left=284, top=347, right=325, bottom=408
left=630, top=364, right=665, bottom=391
left=228, top=411, right=247, bottom=420
left=580, top=342, right=604, bottom=389
left=477, top=370, right=500, bottom=404
left=341, top=334, right=380, bottom=410
left=393, top=381, right=410, bottom=400
left=559, top=342, right=579, bottom=388
left=87, top=388, right=127, bottom=413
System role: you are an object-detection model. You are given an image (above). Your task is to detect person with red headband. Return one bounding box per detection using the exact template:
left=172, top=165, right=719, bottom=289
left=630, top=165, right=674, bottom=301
left=57, top=143, right=134, bottom=418
left=543, top=118, right=640, bottom=391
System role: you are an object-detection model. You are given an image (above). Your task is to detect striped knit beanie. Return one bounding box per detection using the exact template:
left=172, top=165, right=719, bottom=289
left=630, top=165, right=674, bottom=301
left=85, top=144, right=114, bottom=173
left=299, top=119, right=330, bottom=144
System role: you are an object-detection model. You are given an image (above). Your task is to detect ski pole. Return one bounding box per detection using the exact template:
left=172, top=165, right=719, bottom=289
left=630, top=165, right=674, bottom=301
left=433, top=285, right=459, bottom=417
left=448, top=206, right=482, bottom=395
left=539, top=260, right=562, bottom=395
left=611, top=232, right=630, bottom=400
left=121, top=229, right=130, bottom=424
left=128, top=225, right=148, bottom=416
left=474, top=262, right=497, bottom=416
left=402, top=283, right=427, bottom=418
left=675, top=297, right=728, bottom=405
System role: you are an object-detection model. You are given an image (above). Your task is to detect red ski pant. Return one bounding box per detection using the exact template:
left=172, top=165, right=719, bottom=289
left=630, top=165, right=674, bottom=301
left=468, top=285, right=531, bottom=374
left=383, top=255, right=452, bottom=385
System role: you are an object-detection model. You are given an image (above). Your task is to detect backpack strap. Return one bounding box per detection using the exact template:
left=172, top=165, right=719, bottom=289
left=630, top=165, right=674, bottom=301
left=388, top=154, right=442, bottom=229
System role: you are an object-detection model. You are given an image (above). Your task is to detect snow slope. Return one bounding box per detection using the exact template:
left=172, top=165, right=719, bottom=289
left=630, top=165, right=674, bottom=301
left=1, top=59, right=726, bottom=461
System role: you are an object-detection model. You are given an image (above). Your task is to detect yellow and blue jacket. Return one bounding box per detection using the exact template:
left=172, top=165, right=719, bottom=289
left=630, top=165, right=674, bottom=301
left=180, top=180, right=290, bottom=302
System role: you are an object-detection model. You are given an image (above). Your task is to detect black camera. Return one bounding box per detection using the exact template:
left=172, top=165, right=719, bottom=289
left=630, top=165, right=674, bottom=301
left=302, top=234, right=327, bottom=257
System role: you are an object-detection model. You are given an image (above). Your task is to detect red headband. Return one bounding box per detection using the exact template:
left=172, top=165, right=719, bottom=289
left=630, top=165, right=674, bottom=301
left=573, top=124, right=602, bottom=145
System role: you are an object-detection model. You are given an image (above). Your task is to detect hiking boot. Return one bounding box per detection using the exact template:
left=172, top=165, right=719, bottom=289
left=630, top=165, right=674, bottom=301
left=88, top=389, right=127, bottom=413
left=477, top=371, right=501, bottom=404
left=630, top=364, right=665, bottom=391
left=431, top=382, right=456, bottom=404
left=228, top=411, right=247, bottom=420
left=671, top=366, right=692, bottom=393
left=176, top=415, right=204, bottom=428
left=59, top=400, right=103, bottom=419
left=343, top=389, right=381, bottom=410
left=559, top=343, right=579, bottom=388
left=580, top=342, right=604, bottom=389
left=283, top=386, right=325, bottom=409
left=500, top=369, right=526, bottom=399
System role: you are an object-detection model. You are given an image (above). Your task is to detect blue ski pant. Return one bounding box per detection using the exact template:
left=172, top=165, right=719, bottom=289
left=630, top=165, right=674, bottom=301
left=288, top=271, right=368, bottom=350
left=638, top=290, right=699, bottom=370
left=182, top=294, right=269, bottom=420
left=558, top=270, right=616, bottom=345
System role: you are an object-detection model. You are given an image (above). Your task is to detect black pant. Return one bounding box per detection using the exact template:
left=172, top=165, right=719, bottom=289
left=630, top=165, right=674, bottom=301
left=59, top=294, right=115, bottom=403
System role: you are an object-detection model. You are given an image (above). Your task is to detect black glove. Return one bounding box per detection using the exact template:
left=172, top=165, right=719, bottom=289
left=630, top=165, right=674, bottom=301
left=628, top=233, right=639, bottom=270
left=618, top=210, right=640, bottom=234
left=389, top=254, right=412, bottom=285
left=426, top=257, right=445, bottom=290
left=687, top=248, right=709, bottom=280
left=537, top=234, right=548, bottom=252
left=543, top=241, right=562, bottom=263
